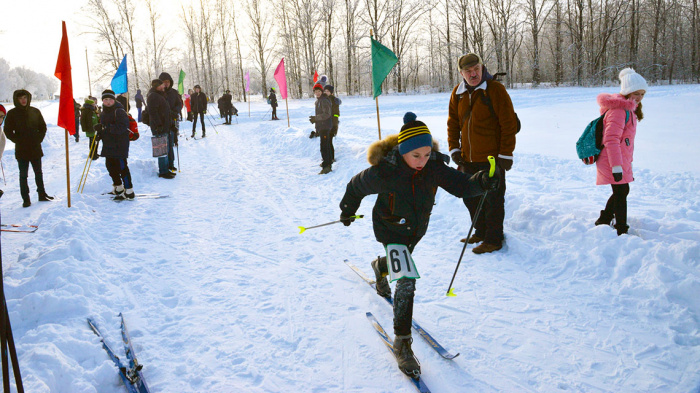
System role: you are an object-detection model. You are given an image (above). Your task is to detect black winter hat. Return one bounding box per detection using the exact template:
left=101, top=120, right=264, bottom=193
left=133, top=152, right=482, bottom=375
left=324, top=85, right=334, bottom=93
left=151, top=79, right=163, bottom=88
left=101, top=89, right=116, bottom=100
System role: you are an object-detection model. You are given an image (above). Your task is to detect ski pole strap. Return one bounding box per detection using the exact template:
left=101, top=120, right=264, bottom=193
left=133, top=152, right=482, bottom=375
left=488, top=155, right=496, bottom=177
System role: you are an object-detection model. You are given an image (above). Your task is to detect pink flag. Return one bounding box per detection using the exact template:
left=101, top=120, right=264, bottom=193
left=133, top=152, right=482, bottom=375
left=273, top=58, right=288, bottom=100
left=244, top=71, right=250, bottom=92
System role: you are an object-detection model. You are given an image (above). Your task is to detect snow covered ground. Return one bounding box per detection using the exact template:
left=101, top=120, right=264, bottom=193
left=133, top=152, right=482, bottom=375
left=1, top=84, right=699, bottom=392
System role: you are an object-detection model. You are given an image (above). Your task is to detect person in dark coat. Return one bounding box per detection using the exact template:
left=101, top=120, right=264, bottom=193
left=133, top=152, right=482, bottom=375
left=309, top=83, right=333, bottom=174
left=94, top=89, right=134, bottom=199
left=159, top=72, right=183, bottom=171
left=146, top=79, right=175, bottom=179
left=80, top=98, right=100, bottom=160
left=190, top=85, right=208, bottom=138
left=324, top=84, right=341, bottom=162
left=116, top=93, right=130, bottom=113
left=134, top=89, right=145, bottom=122
left=268, top=88, right=279, bottom=120
left=221, top=90, right=234, bottom=124
left=338, top=112, right=498, bottom=377
left=73, top=99, right=81, bottom=142
left=3, top=89, right=54, bottom=207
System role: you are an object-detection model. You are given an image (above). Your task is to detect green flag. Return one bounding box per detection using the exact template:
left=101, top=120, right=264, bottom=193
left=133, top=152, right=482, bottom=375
left=177, top=69, right=186, bottom=94
left=371, top=37, right=398, bottom=99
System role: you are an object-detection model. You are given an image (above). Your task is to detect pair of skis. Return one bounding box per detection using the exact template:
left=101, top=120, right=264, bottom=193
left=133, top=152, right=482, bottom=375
left=101, top=192, right=170, bottom=201
left=345, top=260, right=460, bottom=392
left=88, top=314, right=150, bottom=393
left=1, top=224, right=38, bottom=233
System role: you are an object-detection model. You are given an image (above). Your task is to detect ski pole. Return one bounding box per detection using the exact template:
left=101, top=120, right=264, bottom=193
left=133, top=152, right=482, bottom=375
left=446, top=156, right=496, bottom=297
left=298, top=215, right=364, bottom=234
left=205, top=113, right=219, bottom=134
left=1, top=162, right=6, bottom=185
left=78, top=138, right=98, bottom=192
left=176, top=143, right=180, bottom=172
left=260, top=108, right=271, bottom=120
left=76, top=139, right=95, bottom=191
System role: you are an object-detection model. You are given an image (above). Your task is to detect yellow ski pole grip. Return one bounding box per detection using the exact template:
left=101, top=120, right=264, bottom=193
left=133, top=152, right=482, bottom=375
left=488, top=156, right=496, bottom=177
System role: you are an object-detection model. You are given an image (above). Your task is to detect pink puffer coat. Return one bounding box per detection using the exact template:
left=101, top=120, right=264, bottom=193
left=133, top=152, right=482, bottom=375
left=595, top=93, right=638, bottom=185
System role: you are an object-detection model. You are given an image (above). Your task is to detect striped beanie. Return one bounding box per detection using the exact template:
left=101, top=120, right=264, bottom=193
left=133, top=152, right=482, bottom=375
left=398, top=112, right=432, bottom=155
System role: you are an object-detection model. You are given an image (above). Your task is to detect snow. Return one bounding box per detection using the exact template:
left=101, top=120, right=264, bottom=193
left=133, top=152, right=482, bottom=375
left=1, top=85, right=699, bottom=392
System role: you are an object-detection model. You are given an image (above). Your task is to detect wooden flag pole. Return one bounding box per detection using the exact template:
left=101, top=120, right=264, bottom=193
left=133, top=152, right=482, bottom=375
left=370, top=29, right=382, bottom=140
left=64, top=129, right=71, bottom=207
left=285, top=98, right=290, bottom=127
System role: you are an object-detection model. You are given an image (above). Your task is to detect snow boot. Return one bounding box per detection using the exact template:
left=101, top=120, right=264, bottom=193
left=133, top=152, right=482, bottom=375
left=191, top=131, right=195, bottom=138
left=124, top=188, right=135, bottom=200
left=472, top=241, right=502, bottom=254
left=460, top=235, right=483, bottom=244
left=595, top=210, right=614, bottom=226
left=113, top=185, right=126, bottom=200
left=371, top=257, right=391, bottom=298
left=38, top=192, right=54, bottom=201
left=615, top=223, right=629, bottom=236
left=22, top=200, right=31, bottom=208
left=393, top=334, right=420, bottom=378
left=318, top=165, right=332, bottom=174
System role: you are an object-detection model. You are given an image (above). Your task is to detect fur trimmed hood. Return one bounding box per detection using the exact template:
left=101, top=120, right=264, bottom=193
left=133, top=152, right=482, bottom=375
left=597, top=93, right=637, bottom=115
left=367, top=134, right=441, bottom=166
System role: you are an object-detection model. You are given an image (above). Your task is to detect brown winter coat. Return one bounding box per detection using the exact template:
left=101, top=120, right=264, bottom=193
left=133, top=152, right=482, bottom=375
left=447, top=80, right=518, bottom=163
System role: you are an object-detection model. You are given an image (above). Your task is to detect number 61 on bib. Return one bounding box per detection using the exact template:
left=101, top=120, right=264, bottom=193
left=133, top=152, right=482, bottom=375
left=385, top=244, right=420, bottom=282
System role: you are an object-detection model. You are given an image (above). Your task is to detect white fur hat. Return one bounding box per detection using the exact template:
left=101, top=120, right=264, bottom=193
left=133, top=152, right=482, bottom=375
left=619, top=68, right=648, bottom=96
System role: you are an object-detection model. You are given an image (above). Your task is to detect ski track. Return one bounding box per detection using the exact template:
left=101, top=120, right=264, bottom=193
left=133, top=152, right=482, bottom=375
left=0, top=86, right=699, bottom=392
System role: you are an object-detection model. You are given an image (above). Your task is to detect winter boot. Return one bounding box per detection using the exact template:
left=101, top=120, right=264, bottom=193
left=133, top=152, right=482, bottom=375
left=107, top=185, right=119, bottom=195
left=124, top=188, right=135, bottom=200
left=38, top=192, right=55, bottom=201
left=460, top=235, right=483, bottom=244
left=202, top=130, right=206, bottom=138
left=392, top=335, right=420, bottom=378
left=191, top=131, right=195, bottom=138
left=22, top=200, right=31, bottom=208
left=113, top=185, right=126, bottom=200
left=318, top=166, right=332, bottom=175
left=595, top=210, right=614, bottom=226
left=615, top=224, right=629, bottom=236
left=472, top=241, right=502, bottom=254
left=371, top=257, right=391, bottom=298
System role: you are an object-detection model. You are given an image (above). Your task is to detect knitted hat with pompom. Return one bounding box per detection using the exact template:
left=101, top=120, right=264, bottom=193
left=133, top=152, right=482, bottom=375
left=398, top=112, right=432, bottom=155
left=619, top=68, right=648, bottom=96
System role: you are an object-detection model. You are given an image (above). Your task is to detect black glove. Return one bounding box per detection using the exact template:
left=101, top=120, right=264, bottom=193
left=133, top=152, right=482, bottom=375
left=612, top=166, right=623, bottom=182
left=497, top=157, right=513, bottom=171
left=93, top=123, right=103, bottom=134
left=451, top=151, right=467, bottom=167
left=475, top=169, right=500, bottom=191
left=613, top=172, right=623, bottom=182
left=340, top=213, right=355, bottom=226
left=309, top=116, right=316, bottom=124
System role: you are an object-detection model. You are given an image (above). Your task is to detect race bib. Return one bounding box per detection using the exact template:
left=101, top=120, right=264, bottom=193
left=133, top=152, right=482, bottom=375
left=385, top=244, right=420, bottom=282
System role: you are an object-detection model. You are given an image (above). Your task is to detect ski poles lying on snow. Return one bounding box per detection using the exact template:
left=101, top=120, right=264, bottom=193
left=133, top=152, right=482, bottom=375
left=446, top=156, right=496, bottom=297
left=298, top=215, right=364, bottom=234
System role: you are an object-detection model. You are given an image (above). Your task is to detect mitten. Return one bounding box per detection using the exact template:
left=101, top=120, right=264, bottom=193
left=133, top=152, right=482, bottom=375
left=93, top=123, right=103, bottom=133
left=309, top=116, right=316, bottom=124
left=475, top=169, right=500, bottom=191
left=497, top=157, right=513, bottom=171
left=612, top=166, right=623, bottom=182
left=340, top=213, right=355, bottom=226
left=451, top=151, right=467, bottom=167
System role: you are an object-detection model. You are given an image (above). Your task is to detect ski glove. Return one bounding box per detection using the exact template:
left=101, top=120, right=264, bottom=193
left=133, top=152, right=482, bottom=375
left=475, top=169, right=500, bottom=191
left=93, top=123, right=103, bottom=134
left=340, top=213, right=355, bottom=226
left=497, top=157, right=513, bottom=171
left=451, top=151, right=467, bottom=167
left=612, top=166, right=623, bottom=182
left=309, top=116, right=316, bottom=124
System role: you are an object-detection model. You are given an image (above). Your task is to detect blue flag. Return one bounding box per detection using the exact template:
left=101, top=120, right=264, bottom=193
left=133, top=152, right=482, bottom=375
left=111, top=55, right=128, bottom=94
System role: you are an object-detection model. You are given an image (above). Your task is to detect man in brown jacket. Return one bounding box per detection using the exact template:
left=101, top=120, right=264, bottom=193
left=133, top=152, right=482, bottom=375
left=447, top=53, right=518, bottom=254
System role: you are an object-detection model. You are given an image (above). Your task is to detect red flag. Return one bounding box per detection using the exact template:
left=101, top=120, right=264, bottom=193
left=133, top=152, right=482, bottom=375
left=274, top=58, right=288, bottom=100
left=313, top=70, right=318, bottom=83
left=54, top=21, right=75, bottom=135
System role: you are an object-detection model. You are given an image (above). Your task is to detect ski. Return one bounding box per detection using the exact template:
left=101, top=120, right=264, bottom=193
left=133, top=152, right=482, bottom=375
left=366, top=312, right=431, bottom=393
left=1, top=224, right=39, bottom=233
left=87, top=318, right=139, bottom=393
left=112, top=194, right=170, bottom=201
left=345, top=259, right=460, bottom=360
left=119, top=313, right=150, bottom=393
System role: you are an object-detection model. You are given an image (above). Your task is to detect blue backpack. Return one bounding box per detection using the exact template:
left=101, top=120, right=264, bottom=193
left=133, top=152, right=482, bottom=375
left=576, top=110, right=629, bottom=165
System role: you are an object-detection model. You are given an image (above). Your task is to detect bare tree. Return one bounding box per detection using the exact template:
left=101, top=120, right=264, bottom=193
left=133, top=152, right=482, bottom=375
left=145, top=0, right=168, bottom=81
left=524, top=0, right=555, bottom=85
left=387, top=0, right=427, bottom=92
left=247, top=0, right=276, bottom=95
left=342, top=0, right=362, bottom=94
left=83, top=0, right=125, bottom=80
left=116, top=0, right=140, bottom=90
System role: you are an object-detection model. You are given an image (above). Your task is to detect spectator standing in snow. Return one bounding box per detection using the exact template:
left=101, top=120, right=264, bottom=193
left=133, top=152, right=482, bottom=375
left=184, top=90, right=192, bottom=122
left=0, top=104, right=6, bottom=197
left=3, top=89, right=54, bottom=207
left=268, top=88, right=279, bottom=120
left=94, top=89, right=134, bottom=200
left=147, top=79, right=175, bottom=179
left=135, top=89, right=145, bottom=122
left=447, top=53, right=518, bottom=254
left=593, top=68, right=647, bottom=236
left=309, top=83, right=333, bottom=174
left=159, top=72, right=183, bottom=172
left=222, top=90, right=234, bottom=124
left=80, top=98, right=100, bottom=160
left=190, top=85, right=208, bottom=138
left=338, top=112, right=498, bottom=378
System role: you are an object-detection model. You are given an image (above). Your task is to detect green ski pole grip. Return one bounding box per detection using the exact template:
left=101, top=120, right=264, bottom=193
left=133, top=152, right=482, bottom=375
left=488, top=156, right=496, bottom=177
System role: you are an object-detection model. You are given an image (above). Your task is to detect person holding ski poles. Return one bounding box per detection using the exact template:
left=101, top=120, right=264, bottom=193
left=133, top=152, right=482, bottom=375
left=190, top=85, right=208, bottom=138
left=338, top=112, right=499, bottom=378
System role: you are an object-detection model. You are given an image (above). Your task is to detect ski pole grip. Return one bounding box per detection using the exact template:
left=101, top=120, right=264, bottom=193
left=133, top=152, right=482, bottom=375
left=488, top=156, right=496, bottom=177
left=352, top=215, right=364, bottom=219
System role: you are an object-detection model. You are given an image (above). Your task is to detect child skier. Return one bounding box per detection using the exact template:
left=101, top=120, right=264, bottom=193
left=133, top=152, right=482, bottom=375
left=593, top=68, right=647, bottom=235
left=338, top=112, right=499, bottom=377
left=95, top=89, right=135, bottom=199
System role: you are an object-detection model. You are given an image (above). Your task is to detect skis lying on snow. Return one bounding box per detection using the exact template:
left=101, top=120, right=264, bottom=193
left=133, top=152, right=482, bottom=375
left=1, top=224, right=39, bottom=233
left=366, top=312, right=431, bottom=393
left=345, top=259, right=460, bottom=360
left=87, top=316, right=150, bottom=393
left=110, top=193, right=170, bottom=201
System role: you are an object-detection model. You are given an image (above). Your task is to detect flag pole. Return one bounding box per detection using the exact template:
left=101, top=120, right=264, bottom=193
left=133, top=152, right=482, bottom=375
left=285, top=98, right=290, bottom=127
left=370, top=29, right=382, bottom=140
left=65, top=129, right=72, bottom=207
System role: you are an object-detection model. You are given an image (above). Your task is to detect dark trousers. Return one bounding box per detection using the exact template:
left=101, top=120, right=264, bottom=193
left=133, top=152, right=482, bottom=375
left=225, top=110, right=232, bottom=123
left=460, top=162, right=506, bottom=244
left=17, top=158, right=46, bottom=202
left=603, top=184, right=630, bottom=226
left=319, top=129, right=334, bottom=167
left=271, top=106, right=277, bottom=119
left=192, top=112, right=206, bottom=133
left=105, top=157, right=133, bottom=189
left=137, top=107, right=143, bottom=122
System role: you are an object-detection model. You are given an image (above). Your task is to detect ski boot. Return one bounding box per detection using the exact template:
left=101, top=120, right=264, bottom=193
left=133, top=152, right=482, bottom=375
left=371, top=257, right=391, bottom=298
left=393, top=334, right=420, bottom=378
left=112, top=185, right=126, bottom=200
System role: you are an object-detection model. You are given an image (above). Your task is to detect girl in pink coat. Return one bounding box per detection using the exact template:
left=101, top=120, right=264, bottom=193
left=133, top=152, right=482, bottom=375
left=594, top=68, right=647, bottom=235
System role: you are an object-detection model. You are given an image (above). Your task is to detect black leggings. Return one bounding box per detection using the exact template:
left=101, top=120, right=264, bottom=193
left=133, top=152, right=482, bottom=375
left=604, top=183, right=630, bottom=226
left=192, top=112, right=205, bottom=131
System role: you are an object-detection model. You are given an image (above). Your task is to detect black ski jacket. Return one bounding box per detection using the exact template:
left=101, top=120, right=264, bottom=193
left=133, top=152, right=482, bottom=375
left=3, top=90, right=47, bottom=160
left=191, top=92, right=208, bottom=113
left=146, top=88, right=171, bottom=134
left=99, top=102, right=130, bottom=159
